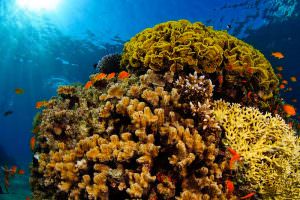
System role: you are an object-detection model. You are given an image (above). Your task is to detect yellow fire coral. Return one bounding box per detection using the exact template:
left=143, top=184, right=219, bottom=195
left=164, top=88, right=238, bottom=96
left=213, top=100, right=300, bottom=199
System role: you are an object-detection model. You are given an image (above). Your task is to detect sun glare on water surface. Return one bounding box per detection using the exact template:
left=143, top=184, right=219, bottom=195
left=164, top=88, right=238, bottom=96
left=16, top=0, right=61, bottom=11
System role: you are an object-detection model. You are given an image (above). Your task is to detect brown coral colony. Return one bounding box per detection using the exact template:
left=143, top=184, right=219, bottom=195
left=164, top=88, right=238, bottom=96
left=30, top=20, right=286, bottom=200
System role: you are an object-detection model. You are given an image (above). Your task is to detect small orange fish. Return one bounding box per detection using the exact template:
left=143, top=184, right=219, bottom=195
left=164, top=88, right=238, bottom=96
left=284, top=87, right=293, bottom=93
left=36, top=101, right=47, bottom=109
left=94, top=73, right=106, bottom=81
left=282, top=104, right=296, bottom=116
left=246, top=67, right=254, bottom=74
left=240, top=192, right=256, bottom=199
left=274, top=104, right=280, bottom=114
left=18, top=169, right=25, bottom=175
left=107, top=72, right=116, bottom=79
left=118, top=71, right=130, bottom=79
left=32, top=126, right=40, bottom=134
left=291, top=98, right=297, bottom=103
left=279, top=84, right=285, bottom=89
left=288, top=122, right=293, bottom=128
left=247, top=91, right=252, bottom=99
left=225, top=64, right=234, bottom=71
left=30, top=137, right=35, bottom=151
left=84, top=81, right=93, bottom=89
left=227, top=147, right=238, bottom=156
left=10, top=166, right=17, bottom=174
left=290, top=76, right=297, bottom=82
left=15, top=88, right=24, bottom=94
left=277, top=73, right=283, bottom=79
left=272, top=52, right=284, bottom=59
left=229, top=155, right=241, bottom=170
left=156, top=172, right=172, bottom=183
left=281, top=80, right=288, bottom=84
left=26, top=197, right=30, bottom=200
left=276, top=66, right=283, bottom=71
left=227, top=147, right=241, bottom=170
left=226, top=180, right=234, bottom=193
left=217, top=75, right=223, bottom=86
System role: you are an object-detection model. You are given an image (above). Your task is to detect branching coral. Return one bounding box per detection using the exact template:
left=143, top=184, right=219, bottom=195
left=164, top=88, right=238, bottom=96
left=31, top=67, right=232, bottom=199
left=213, top=100, right=300, bottom=199
left=175, top=72, right=213, bottom=105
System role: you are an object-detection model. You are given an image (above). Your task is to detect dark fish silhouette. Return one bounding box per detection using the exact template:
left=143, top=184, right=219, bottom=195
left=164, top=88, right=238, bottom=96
left=3, top=111, right=13, bottom=116
left=111, top=35, right=126, bottom=44
left=93, top=63, right=98, bottom=69
left=227, top=24, right=232, bottom=29
left=0, top=185, right=3, bottom=194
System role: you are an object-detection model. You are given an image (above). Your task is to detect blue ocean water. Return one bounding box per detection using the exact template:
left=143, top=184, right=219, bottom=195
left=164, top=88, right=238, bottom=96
left=0, top=0, right=299, bottom=199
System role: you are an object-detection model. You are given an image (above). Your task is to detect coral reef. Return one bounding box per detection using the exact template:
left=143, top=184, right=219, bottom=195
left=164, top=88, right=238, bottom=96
left=30, top=20, right=298, bottom=200
left=30, top=69, right=235, bottom=199
left=213, top=100, right=300, bottom=199
left=121, top=20, right=279, bottom=112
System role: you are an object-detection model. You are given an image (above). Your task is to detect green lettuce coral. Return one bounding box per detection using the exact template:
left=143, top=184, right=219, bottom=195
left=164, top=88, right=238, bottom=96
left=121, top=20, right=279, bottom=112
left=213, top=100, right=300, bottom=199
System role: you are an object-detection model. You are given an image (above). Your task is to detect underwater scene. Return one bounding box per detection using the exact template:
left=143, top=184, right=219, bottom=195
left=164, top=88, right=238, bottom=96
left=0, top=0, right=299, bottom=199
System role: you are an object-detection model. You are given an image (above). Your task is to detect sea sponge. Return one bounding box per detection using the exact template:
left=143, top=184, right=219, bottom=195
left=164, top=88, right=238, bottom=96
left=97, top=53, right=122, bottom=73
left=213, top=100, right=300, bottom=199
left=121, top=20, right=279, bottom=112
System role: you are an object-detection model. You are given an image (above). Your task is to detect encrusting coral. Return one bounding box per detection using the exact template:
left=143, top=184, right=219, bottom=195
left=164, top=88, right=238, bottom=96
left=213, top=100, right=300, bottom=199
left=121, top=19, right=280, bottom=113
left=30, top=20, right=297, bottom=200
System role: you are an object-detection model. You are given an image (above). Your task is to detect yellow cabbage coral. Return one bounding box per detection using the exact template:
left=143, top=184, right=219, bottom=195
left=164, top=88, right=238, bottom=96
left=213, top=100, right=300, bottom=199
left=121, top=20, right=279, bottom=104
